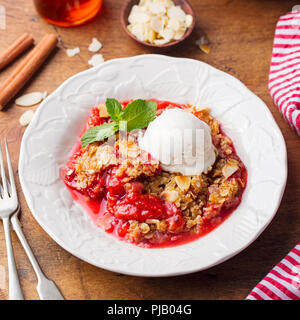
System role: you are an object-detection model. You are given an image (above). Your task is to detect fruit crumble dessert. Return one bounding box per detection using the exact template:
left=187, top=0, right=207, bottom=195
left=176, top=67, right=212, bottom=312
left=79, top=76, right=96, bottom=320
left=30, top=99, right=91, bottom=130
left=62, top=99, right=247, bottom=248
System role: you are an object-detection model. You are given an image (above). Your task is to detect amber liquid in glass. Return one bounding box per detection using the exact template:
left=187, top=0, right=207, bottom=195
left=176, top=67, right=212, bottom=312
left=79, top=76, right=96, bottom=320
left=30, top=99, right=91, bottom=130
left=34, top=0, right=103, bottom=27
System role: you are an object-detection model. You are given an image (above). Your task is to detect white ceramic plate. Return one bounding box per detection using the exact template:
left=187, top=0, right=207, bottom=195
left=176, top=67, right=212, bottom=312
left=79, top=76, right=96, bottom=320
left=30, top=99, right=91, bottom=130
left=19, top=55, right=287, bottom=277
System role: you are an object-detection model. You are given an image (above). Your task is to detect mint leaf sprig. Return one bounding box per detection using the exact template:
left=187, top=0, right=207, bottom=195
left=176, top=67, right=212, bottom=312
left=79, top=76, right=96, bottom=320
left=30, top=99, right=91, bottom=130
left=81, top=98, right=157, bottom=148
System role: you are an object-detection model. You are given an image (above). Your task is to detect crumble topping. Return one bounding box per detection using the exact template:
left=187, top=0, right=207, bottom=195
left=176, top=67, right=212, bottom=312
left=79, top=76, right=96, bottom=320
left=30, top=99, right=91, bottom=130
left=75, top=143, right=117, bottom=188
left=63, top=102, right=247, bottom=247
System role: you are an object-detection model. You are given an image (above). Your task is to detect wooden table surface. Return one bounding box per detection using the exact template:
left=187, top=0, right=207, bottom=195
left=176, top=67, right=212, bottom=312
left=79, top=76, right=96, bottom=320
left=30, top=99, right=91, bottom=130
left=0, top=0, right=299, bottom=300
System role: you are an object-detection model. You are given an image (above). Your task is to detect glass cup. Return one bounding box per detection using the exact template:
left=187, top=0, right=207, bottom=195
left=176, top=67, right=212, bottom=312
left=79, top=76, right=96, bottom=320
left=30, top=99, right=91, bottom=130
left=33, top=0, right=103, bottom=27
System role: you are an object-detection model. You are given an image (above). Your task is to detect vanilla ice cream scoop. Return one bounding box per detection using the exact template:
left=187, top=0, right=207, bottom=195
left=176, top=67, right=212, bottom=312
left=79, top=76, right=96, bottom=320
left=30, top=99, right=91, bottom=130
left=139, top=108, right=216, bottom=176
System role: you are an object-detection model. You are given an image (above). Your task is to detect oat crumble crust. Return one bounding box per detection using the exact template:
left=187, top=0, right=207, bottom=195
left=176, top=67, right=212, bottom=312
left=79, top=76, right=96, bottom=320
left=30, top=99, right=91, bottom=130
left=67, top=104, right=246, bottom=245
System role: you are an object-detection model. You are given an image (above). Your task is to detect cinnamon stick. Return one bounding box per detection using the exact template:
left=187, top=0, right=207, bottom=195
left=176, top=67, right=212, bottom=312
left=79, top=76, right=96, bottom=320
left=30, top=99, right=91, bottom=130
left=0, top=34, right=58, bottom=110
left=0, top=33, right=34, bottom=71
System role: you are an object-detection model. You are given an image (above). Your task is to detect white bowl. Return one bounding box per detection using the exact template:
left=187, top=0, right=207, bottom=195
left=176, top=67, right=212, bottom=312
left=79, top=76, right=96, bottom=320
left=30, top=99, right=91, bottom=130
left=19, top=55, right=287, bottom=277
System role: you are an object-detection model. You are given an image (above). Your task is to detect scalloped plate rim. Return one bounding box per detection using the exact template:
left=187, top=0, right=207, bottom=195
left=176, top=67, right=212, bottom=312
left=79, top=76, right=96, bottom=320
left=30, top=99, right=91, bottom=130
left=18, top=54, right=287, bottom=277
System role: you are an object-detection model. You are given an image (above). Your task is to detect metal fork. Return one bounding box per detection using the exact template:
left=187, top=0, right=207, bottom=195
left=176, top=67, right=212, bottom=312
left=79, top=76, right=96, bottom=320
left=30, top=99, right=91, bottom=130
left=10, top=206, right=64, bottom=300
left=0, top=140, right=64, bottom=300
left=0, top=140, right=24, bottom=300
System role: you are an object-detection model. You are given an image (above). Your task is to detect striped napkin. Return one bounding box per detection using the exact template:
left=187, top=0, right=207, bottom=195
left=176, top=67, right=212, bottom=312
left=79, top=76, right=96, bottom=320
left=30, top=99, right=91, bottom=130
left=269, top=10, right=300, bottom=136
left=246, top=243, right=300, bottom=300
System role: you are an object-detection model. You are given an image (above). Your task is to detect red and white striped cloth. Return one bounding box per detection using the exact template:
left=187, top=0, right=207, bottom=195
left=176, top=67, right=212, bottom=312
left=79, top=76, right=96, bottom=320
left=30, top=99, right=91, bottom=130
left=246, top=243, right=300, bottom=300
left=269, top=10, right=300, bottom=136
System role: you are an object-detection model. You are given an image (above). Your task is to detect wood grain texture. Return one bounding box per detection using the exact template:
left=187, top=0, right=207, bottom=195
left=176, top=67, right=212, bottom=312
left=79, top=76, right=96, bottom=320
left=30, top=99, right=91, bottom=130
left=0, top=0, right=299, bottom=300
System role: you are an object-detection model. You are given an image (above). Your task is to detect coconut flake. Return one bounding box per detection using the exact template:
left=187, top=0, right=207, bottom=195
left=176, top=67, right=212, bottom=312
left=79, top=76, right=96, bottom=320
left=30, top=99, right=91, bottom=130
left=15, top=92, right=43, bottom=107
left=88, top=37, right=102, bottom=52
left=88, top=54, right=105, bottom=67
left=66, top=47, right=80, bottom=57
left=19, top=110, right=35, bottom=126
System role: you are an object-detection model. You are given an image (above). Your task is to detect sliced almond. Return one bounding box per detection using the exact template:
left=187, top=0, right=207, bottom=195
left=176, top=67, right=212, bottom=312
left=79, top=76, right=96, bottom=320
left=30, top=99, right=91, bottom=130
left=127, top=145, right=140, bottom=158
left=167, top=17, right=182, bottom=31
left=88, top=54, right=104, bottom=67
left=139, top=223, right=150, bottom=234
left=195, top=36, right=210, bottom=54
left=222, top=164, right=239, bottom=179
left=128, top=5, right=141, bottom=24
left=98, top=103, right=109, bottom=117
left=119, top=140, right=140, bottom=158
left=15, top=92, right=43, bottom=107
left=145, top=27, right=156, bottom=43
left=185, top=14, right=193, bottom=28
left=167, top=6, right=186, bottom=21
left=42, top=91, right=48, bottom=99
left=162, top=190, right=179, bottom=203
left=66, top=169, right=74, bottom=176
left=156, top=0, right=174, bottom=8
left=199, top=45, right=210, bottom=54
left=144, top=232, right=154, bottom=239
left=130, top=12, right=150, bottom=24
left=88, top=37, right=102, bottom=52
left=19, top=110, right=35, bottom=126
left=127, top=0, right=190, bottom=45
left=142, top=24, right=156, bottom=43
left=149, top=3, right=166, bottom=15
left=128, top=5, right=149, bottom=24
left=145, top=219, right=160, bottom=224
left=66, top=47, right=80, bottom=57
left=195, top=36, right=207, bottom=46
left=175, top=176, right=191, bottom=192
left=129, top=23, right=146, bottom=41
left=159, top=27, right=174, bottom=41
left=150, top=16, right=164, bottom=33
left=173, top=29, right=185, bottom=40
left=154, top=38, right=169, bottom=45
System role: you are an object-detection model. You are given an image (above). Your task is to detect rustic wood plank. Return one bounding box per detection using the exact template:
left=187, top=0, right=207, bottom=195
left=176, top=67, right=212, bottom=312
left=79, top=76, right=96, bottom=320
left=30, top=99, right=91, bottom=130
left=0, top=0, right=299, bottom=300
